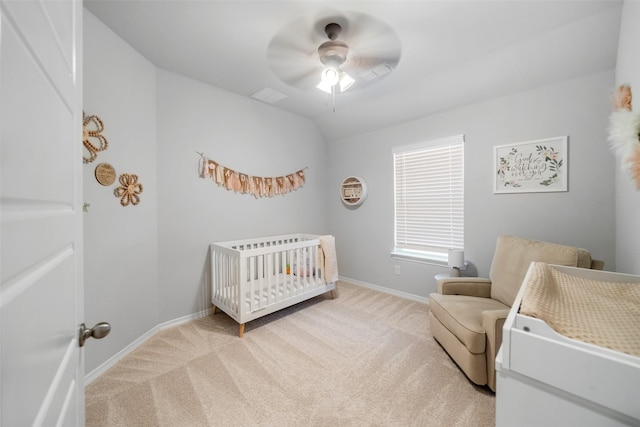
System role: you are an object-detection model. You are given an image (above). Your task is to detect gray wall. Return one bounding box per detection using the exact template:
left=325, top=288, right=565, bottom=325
left=83, top=10, right=329, bottom=374
left=614, top=1, right=640, bottom=275
left=83, top=10, right=159, bottom=373
left=155, top=70, right=330, bottom=322
left=327, top=70, right=616, bottom=298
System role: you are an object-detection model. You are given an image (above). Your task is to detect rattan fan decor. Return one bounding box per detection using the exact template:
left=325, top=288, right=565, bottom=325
left=114, top=173, right=143, bottom=206
left=83, top=112, right=109, bottom=163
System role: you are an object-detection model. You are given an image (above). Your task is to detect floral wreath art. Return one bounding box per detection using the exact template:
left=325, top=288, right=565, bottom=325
left=114, top=173, right=143, bottom=206
left=608, top=84, right=640, bottom=190
left=83, top=112, right=109, bottom=163
left=496, top=143, right=563, bottom=189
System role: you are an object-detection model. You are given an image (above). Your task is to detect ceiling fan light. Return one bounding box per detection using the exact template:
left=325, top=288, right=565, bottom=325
left=321, top=67, right=340, bottom=86
left=339, top=72, right=355, bottom=92
left=316, top=80, right=333, bottom=94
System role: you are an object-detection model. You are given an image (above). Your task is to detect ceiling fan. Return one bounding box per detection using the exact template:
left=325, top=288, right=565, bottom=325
left=316, top=23, right=355, bottom=94
left=267, top=12, right=402, bottom=95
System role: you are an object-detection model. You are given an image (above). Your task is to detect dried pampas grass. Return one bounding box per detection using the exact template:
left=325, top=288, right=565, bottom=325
left=627, top=145, right=640, bottom=190
left=608, top=84, right=640, bottom=179
left=613, top=84, right=633, bottom=112
left=608, top=110, right=640, bottom=163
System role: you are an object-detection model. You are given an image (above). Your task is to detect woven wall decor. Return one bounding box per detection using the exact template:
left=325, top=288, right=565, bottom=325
left=114, top=173, right=143, bottom=206
left=95, top=163, right=116, bottom=186
left=198, top=153, right=306, bottom=198
left=83, top=112, right=109, bottom=163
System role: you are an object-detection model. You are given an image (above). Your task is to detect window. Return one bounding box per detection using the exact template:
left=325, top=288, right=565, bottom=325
left=392, top=135, right=464, bottom=262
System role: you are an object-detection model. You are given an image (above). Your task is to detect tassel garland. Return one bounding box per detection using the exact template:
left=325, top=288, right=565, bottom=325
left=198, top=153, right=306, bottom=198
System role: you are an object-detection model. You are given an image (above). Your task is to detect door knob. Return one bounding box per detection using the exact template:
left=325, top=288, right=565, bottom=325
left=79, top=322, right=111, bottom=347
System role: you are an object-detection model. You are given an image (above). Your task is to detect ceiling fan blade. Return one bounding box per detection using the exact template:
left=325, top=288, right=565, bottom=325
left=268, top=12, right=326, bottom=53
left=279, top=67, right=320, bottom=89
left=339, top=12, right=399, bottom=48
left=267, top=14, right=325, bottom=89
left=267, top=48, right=319, bottom=89
left=347, top=34, right=401, bottom=64
left=344, top=53, right=400, bottom=71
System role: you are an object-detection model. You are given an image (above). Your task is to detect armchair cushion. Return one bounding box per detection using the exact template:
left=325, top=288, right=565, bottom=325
left=429, top=293, right=508, bottom=354
left=489, top=235, right=593, bottom=307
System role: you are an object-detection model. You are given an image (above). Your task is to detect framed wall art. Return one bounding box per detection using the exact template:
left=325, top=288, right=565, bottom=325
left=494, top=136, right=568, bottom=194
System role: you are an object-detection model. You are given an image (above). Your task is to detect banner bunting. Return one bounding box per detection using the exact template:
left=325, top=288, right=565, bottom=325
left=197, top=152, right=306, bottom=198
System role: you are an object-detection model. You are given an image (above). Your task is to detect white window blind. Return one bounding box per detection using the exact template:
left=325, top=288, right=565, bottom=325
left=393, top=135, right=464, bottom=257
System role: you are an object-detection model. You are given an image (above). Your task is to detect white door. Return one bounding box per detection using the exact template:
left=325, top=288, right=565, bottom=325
left=1, top=0, right=85, bottom=425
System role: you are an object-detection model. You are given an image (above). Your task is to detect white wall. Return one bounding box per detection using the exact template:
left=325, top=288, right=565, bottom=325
left=328, top=70, right=616, bottom=298
left=155, top=70, right=329, bottom=321
left=83, top=10, right=159, bottom=373
left=614, top=1, right=640, bottom=275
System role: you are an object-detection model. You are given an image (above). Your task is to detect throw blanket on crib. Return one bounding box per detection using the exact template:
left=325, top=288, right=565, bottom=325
left=520, top=262, right=640, bottom=357
left=319, top=235, right=339, bottom=283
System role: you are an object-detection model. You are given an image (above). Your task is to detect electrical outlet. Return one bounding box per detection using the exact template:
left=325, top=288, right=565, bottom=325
left=395, top=265, right=401, bottom=275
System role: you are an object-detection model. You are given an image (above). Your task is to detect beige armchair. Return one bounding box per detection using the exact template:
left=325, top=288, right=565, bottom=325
left=428, top=235, right=604, bottom=391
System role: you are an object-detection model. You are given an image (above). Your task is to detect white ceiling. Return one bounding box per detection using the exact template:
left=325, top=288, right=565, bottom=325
left=84, top=0, right=623, bottom=141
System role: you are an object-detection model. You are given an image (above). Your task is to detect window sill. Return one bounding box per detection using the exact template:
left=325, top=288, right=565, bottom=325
left=390, top=249, right=448, bottom=267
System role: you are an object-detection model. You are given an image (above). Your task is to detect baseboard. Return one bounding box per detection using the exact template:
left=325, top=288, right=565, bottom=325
left=339, top=275, right=429, bottom=304
left=84, top=307, right=212, bottom=385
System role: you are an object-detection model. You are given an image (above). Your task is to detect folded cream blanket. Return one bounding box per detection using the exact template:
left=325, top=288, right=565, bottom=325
left=319, top=235, right=339, bottom=283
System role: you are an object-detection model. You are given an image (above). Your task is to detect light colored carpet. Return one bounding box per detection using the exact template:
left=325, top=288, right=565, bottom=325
left=86, top=281, right=495, bottom=426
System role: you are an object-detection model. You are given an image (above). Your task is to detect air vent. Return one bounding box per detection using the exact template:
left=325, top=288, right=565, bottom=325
left=361, top=63, right=393, bottom=82
left=250, top=87, right=287, bottom=104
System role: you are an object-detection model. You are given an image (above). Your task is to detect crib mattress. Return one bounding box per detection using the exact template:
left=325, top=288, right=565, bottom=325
left=215, top=276, right=327, bottom=312
left=519, top=262, right=640, bottom=357
left=244, top=279, right=323, bottom=309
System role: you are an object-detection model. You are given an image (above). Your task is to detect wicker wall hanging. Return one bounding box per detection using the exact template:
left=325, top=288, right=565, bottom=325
left=114, top=173, right=143, bottom=206
left=83, top=112, right=109, bottom=163
left=95, top=163, right=116, bottom=186
left=198, top=152, right=306, bottom=198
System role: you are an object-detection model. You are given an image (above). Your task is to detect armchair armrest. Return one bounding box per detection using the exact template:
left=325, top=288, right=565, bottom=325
left=437, top=277, right=492, bottom=297
left=483, top=308, right=511, bottom=391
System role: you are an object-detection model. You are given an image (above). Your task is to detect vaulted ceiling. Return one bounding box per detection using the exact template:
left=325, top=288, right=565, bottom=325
left=84, top=0, right=622, bottom=141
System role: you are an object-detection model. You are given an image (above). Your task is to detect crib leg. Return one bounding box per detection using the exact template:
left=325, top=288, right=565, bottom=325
left=212, top=304, right=217, bottom=315
left=239, top=323, right=245, bottom=338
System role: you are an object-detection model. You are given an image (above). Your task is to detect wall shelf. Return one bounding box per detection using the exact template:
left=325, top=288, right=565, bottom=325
left=341, top=176, right=367, bottom=206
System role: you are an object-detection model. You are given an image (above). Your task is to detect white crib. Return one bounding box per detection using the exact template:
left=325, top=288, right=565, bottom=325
left=210, top=234, right=337, bottom=337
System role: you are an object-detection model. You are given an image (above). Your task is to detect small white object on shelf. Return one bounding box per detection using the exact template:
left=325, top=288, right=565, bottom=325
left=448, top=249, right=465, bottom=276
left=340, top=176, right=367, bottom=206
